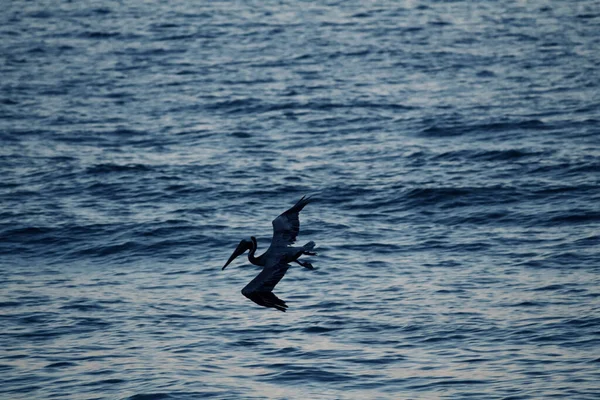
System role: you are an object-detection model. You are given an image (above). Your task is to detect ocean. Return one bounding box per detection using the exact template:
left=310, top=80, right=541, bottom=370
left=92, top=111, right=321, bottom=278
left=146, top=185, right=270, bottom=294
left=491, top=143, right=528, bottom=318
left=1, top=0, right=599, bottom=398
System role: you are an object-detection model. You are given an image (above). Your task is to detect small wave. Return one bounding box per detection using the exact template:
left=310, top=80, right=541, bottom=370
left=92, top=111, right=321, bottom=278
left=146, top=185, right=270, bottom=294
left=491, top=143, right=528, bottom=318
left=438, top=210, right=510, bottom=225
left=264, top=368, right=354, bottom=383
left=128, top=394, right=172, bottom=400
left=0, top=301, right=21, bottom=308
left=27, top=10, right=53, bottom=18
left=81, top=378, right=125, bottom=386
left=421, top=119, right=546, bottom=137
left=407, top=379, right=490, bottom=390
left=86, top=163, right=153, bottom=174
left=127, top=392, right=222, bottom=399
left=548, top=211, right=600, bottom=225
left=564, top=317, right=600, bottom=329
left=339, top=243, right=403, bottom=254
left=0, top=226, right=54, bottom=239
left=204, top=97, right=413, bottom=116
left=45, top=361, right=77, bottom=369
left=60, top=301, right=106, bottom=312
left=476, top=69, right=496, bottom=78
left=434, top=148, right=548, bottom=162
left=344, top=354, right=406, bottom=365
left=80, top=31, right=121, bottom=39
left=398, top=186, right=522, bottom=209
left=531, top=284, right=566, bottom=291
left=73, top=241, right=142, bottom=258
left=302, top=325, right=341, bottom=334
left=511, top=301, right=547, bottom=307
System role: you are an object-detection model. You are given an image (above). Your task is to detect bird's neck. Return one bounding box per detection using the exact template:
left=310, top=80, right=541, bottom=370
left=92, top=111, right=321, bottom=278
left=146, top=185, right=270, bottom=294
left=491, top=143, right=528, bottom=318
left=248, top=250, right=259, bottom=265
left=247, top=237, right=261, bottom=266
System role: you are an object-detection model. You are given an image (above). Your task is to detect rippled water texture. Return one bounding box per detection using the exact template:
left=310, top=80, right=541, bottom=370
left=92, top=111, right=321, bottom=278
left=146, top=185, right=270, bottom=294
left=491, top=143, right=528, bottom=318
left=1, top=0, right=600, bottom=398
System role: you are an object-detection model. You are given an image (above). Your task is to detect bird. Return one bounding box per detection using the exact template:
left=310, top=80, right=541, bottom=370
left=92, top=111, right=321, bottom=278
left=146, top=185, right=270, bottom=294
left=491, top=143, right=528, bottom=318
left=222, top=195, right=317, bottom=312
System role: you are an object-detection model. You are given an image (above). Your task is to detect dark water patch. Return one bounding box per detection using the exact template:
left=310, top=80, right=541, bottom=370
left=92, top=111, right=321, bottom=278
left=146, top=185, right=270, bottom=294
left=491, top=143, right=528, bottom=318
left=0, top=364, right=15, bottom=372
left=140, top=224, right=199, bottom=238
left=365, top=261, right=389, bottom=269
left=547, top=210, right=600, bottom=225
left=1, top=384, right=43, bottom=395
left=438, top=210, right=511, bottom=225
left=573, top=235, right=600, bottom=245
left=407, top=379, right=490, bottom=390
left=74, top=317, right=111, bottom=329
left=80, top=31, right=122, bottom=39
left=419, top=334, right=468, bottom=343
left=14, top=329, right=74, bottom=341
left=205, top=97, right=413, bottom=116
left=529, top=333, right=573, bottom=344
left=401, top=186, right=524, bottom=208
left=163, top=270, right=189, bottom=276
left=72, top=241, right=143, bottom=258
left=476, top=69, right=496, bottom=78
left=436, top=289, right=467, bottom=294
left=86, top=163, right=154, bottom=174
left=45, top=361, right=77, bottom=369
left=510, top=301, right=548, bottom=307
left=27, top=10, right=53, bottom=19
left=537, top=251, right=599, bottom=269
left=0, top=226, right=55, bottom=240
left=264, top=367, right=354, bottom=383
left=302, top=325, right=341, bottom=334
left=344, top=354, right=406, bottom=365
left=532, top=184, right=597, bottom=196
left=230, top=339, right=260, bottom=348
left=86, top=368, right=120, bottom=376
left=103, top=127, right=148, bottom=136
left=92, top=7, right=112, bottom=15
left=462, top=358, right=489, bottom=364
left=264, top=346, right=301, bottom=356
left=127, top=392, right=223, bottom=399
left=564, top=317, right=600, bottom=329
left=46, top=278, right=72, bottom=285
left=531, top=284, right=566, bottom=291
left=128, top=394, right=172, bottom=400
left=81, top=378, right=125, bottom=386
left=576, top=13, right=599, bottom=19
left=339, top=243, right=402, bottom=253
left=2, top=354, right=29, bottom=360
left=230, top=131, right=252, bottom=138
left=305, top=300, right=345, bottom=309
left=435, top=148, right=548, bottom=162
left=1, top=98, right=19, bottom=105
left=421, top=119, right=546, bottom=137
left=0, top=301, right=21, bottom=308
left=15, top=312, right=59, bottom=324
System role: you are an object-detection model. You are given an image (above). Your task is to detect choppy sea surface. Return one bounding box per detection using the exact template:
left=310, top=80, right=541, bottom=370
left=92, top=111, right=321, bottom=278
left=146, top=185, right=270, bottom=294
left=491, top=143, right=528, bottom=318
left=2, top=1, right=600, bottom=398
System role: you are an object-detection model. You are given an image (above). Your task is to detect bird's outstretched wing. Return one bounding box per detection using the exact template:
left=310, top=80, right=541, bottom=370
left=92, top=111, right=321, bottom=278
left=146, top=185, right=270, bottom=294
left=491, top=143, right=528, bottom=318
left=241, top=262, right=290, bottom=312
left=270, top=195, right=312, bottom=249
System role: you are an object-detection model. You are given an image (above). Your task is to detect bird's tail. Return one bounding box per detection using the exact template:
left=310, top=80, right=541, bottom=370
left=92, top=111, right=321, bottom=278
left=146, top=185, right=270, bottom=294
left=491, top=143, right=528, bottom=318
left=303, top=241, right=315, bottom=251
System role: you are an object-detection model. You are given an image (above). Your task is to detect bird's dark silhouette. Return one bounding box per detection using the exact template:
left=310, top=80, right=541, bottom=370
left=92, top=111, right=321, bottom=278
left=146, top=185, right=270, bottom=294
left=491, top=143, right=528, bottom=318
left=222, top=196, right=317, bottom=312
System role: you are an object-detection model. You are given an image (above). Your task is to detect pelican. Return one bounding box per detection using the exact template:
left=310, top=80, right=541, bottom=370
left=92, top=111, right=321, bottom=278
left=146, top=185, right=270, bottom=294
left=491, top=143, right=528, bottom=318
left=222, top=196, right=317, bottom=312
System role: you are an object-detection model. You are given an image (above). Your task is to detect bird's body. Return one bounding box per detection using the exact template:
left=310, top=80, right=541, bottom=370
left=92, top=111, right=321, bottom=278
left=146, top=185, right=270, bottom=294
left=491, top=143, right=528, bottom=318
left=222, top=196, right=317, bottom=312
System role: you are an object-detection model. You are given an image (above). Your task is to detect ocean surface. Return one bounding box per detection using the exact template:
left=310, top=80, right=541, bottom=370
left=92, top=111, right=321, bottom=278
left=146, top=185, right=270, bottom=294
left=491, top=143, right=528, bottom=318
left=1, top=0, right=599, bottom=398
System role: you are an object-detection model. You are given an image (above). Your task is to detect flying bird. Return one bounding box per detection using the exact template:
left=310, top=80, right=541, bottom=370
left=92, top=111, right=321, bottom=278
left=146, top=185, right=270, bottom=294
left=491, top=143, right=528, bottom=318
left=222, top=196, right=317, bottom=312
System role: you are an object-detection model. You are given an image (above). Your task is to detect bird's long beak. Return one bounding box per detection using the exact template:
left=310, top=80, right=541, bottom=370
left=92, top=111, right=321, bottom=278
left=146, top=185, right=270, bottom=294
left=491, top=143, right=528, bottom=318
left=222, top=241, right=249, bottom=270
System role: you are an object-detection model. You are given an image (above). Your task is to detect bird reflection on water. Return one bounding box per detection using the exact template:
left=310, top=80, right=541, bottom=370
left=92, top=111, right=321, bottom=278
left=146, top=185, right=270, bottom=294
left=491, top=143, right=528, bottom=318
left=222, top=196, right=317, bottom=312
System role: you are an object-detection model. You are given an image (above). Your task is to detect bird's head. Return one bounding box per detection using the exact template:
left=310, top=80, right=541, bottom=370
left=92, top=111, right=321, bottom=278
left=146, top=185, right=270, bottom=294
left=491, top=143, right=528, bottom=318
left=222, top=238, right=254, bottom=270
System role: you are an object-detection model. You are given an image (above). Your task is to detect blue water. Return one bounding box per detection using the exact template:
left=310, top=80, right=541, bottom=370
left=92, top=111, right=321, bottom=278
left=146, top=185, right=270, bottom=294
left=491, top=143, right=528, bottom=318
left=1, top=0, right=599, bottom=398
